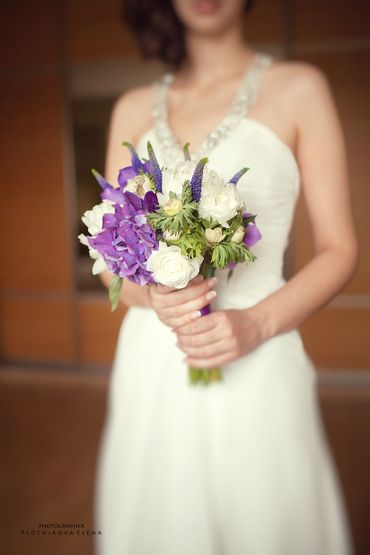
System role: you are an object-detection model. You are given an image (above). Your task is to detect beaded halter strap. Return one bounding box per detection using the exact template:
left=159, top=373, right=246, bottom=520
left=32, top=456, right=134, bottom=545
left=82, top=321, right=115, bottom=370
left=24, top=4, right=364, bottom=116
left=152, top=52, right=272, bottom=162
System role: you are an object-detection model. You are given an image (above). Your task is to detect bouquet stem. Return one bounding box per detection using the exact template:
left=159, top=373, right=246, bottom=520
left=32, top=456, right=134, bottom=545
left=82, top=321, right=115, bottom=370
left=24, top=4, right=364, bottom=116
left=188, top=256, right=223, bottom=386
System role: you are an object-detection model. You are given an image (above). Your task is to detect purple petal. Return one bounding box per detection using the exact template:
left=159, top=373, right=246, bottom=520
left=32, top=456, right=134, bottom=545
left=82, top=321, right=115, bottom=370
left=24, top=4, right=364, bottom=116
left=118, top=165, right=137, bottom=188
left=226, top=262, right=238, bottom=270
left=123, top=190, right=144, bottom=211
left=122, top=141, right=144, bottom=173
left=91, top=169, right=112, bottom=190
left=243, top=223, right=262, bottom=247
left=200, top=304, right=211, bottom=317
left=143, top=190, right=159, bottom=213
left=102, top=213, right=117, bottom=228
left=101, top=187, right=126, bottom=204
left=143, top=159, right=154, bottom=174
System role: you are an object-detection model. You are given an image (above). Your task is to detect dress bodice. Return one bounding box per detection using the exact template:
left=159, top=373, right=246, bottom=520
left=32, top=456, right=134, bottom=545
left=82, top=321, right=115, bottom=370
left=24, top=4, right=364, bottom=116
left=135, top=53, right=301, bottom=309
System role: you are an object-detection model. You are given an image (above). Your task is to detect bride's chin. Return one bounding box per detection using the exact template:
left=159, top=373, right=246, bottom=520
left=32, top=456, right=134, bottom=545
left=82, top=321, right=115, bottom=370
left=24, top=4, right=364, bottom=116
left=174, top=0, right=244, bottom=36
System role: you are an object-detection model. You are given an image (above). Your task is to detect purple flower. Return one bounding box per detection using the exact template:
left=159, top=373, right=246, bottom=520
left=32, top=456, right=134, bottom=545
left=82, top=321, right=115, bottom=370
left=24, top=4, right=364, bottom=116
left=122, top=141, right=148, bottom=174
left=88, top=191, right=159, bottom=286
left=228, top=167, right=248, bottom=185
left=118, top=160, right=153, bottom=189
left=117, top=165, right=137, bottom=188
left=190, top=157, right=208, bottom=202
left=243, top=222, right=262, bottom=247
left=147, top=141, right=163, bottom=192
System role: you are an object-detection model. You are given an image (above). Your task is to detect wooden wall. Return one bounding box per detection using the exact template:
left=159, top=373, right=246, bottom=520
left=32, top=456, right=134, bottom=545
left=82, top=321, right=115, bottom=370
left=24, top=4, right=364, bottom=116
left=0, top=0, right=127, bottom=367
left=0, top=1, right=75, bottom=364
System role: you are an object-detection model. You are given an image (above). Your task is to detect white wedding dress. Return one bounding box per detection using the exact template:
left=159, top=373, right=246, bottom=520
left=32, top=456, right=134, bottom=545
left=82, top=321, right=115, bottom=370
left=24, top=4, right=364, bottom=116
left=94, top=54, right=353, bottom=554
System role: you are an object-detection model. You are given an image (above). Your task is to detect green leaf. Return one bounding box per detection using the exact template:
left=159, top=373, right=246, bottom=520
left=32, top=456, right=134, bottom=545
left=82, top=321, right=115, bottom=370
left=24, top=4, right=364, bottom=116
left=109, top=276, right=123, bottom=311
left=181, top=182, right=193, bottom=204
left=183, top=142, right=191, bottom=161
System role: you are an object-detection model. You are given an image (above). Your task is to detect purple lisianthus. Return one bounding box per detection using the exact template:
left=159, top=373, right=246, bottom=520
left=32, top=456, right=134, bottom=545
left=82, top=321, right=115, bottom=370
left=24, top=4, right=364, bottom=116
left=242, top=211, right=261, bottom=248
left=88, top=191, right=159, bottom=286
left=118, top=159, right=153, bottom=189
left=243, top=222, right=262, bottom=247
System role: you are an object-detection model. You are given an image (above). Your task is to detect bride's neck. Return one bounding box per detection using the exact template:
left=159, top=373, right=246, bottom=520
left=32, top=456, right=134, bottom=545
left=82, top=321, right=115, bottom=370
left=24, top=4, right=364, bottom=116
left=179, top=25, right=253, bottom=85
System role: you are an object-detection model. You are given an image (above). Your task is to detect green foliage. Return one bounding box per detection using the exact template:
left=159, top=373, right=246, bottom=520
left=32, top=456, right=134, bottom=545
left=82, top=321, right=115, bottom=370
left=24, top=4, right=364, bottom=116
left=109, top=275, right=123, bottom=311
left=175, top=228, right=206, bottom=259
left=148, top=182, right=259, bottom=271
left=183, top=142, right=191, bottom=161
left=211, top=241, right=256, bottom=269
left=181, top=181, right=194, bottom=204
left=147, top=184, right=198, bottom=235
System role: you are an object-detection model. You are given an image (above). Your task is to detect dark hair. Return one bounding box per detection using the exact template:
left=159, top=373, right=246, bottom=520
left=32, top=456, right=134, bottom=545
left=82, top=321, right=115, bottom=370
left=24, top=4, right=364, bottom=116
left=122, top=1, right=254, bottom=69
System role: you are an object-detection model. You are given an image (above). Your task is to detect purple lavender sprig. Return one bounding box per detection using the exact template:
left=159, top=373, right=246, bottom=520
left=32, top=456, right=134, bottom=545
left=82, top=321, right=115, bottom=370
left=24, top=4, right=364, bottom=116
left=146, top=141, right=163, bottom=193
left=190, top=157, right=208, bottom=202
left=229, top=167, right=249, bottom=185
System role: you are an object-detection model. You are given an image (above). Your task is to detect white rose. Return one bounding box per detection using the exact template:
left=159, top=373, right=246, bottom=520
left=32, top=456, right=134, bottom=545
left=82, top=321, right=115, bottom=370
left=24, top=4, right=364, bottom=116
left=200, top=167, right=225, bottom=194
left=199, top=182, right=243, bottom=227
left=146, top=242, right=203, bottom=289
left=81, top=200, right=115, bottom=236
left=78, top=234, right=107, bottom=275
left=125, top=174, right=152, bottom=197
left=205, top=227, right=225, bottom=244
left=231, top=225, right=245, bottom=243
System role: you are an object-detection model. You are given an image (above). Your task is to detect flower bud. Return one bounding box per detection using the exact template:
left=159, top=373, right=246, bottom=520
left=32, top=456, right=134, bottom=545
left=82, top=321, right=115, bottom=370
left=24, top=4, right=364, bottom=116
left=231, top=225, right=245, bottom=243
left=163, top=230, right=181, bottom=241
left=164, top=198, right=182, bottom=216
left=205, top=227, right=225, bottom=244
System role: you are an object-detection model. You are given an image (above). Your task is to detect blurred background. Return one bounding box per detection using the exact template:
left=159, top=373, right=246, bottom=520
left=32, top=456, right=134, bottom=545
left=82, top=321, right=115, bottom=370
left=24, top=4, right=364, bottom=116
left=1, top=0, right=369, bottom=554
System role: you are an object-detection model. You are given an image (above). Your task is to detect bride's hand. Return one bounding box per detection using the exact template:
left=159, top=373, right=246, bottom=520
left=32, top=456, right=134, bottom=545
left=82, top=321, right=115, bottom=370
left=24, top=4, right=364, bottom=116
left=148, top=276, right=217, bottom=328
left=175, top=307, right=269, bottom=368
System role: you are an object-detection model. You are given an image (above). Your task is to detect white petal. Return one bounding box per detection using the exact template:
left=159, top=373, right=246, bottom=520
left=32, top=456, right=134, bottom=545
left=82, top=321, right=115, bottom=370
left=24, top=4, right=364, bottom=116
left=92, top=257, right=107, bottom=275
left=78, top=233, right=89, bottom=246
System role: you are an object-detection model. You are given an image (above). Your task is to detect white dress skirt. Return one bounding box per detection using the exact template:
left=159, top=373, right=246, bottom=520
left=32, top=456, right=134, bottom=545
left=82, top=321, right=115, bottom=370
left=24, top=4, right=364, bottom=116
left=93, top=53, right=353, bottom=555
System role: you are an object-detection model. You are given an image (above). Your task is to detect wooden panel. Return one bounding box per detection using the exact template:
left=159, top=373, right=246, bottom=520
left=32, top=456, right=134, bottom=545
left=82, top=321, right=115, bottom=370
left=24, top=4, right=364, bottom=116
left=77, top=297, right=126, bottom=365
left=0, top=299, right=75, bottom=362
left=0, top=0, right=61, bottom=71
left=319, top=385, right=370, bottom=555
left=66, top=0, right=136, bottom=62
left=292, top=0, right=370, bottom=42
left=300, top=308, right=370, bottom=369
left=244, top=0, right=284, bottom=44
left=0, top=367, right=107, bottom=555
left=292, top=51, right=370, bottom=295
left=0, top=74, right=73, bottom=291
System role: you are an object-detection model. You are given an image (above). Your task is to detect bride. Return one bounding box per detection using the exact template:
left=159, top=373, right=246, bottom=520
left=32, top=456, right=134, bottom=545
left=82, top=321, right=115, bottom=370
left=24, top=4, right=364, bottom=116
left=94, top=0, right=358, bottom=553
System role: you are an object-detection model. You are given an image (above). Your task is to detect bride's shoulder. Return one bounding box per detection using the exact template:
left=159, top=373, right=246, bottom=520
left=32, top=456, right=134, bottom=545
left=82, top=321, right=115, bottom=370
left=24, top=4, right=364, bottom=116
left=266, top=59, right=332, bottom=100
left=109, top=82, right=156, bottom=141
left=112, top=83, right=154, bottom=121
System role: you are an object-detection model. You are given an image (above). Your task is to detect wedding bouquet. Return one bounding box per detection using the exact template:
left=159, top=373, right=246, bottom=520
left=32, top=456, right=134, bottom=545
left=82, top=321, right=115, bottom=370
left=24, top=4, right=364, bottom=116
left=79, top=141, right=261, bottom=385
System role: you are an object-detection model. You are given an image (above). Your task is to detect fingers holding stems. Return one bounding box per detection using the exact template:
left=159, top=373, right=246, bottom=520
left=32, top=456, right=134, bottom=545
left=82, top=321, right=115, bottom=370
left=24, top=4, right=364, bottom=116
left=148, top=275, right=218, bottom=329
